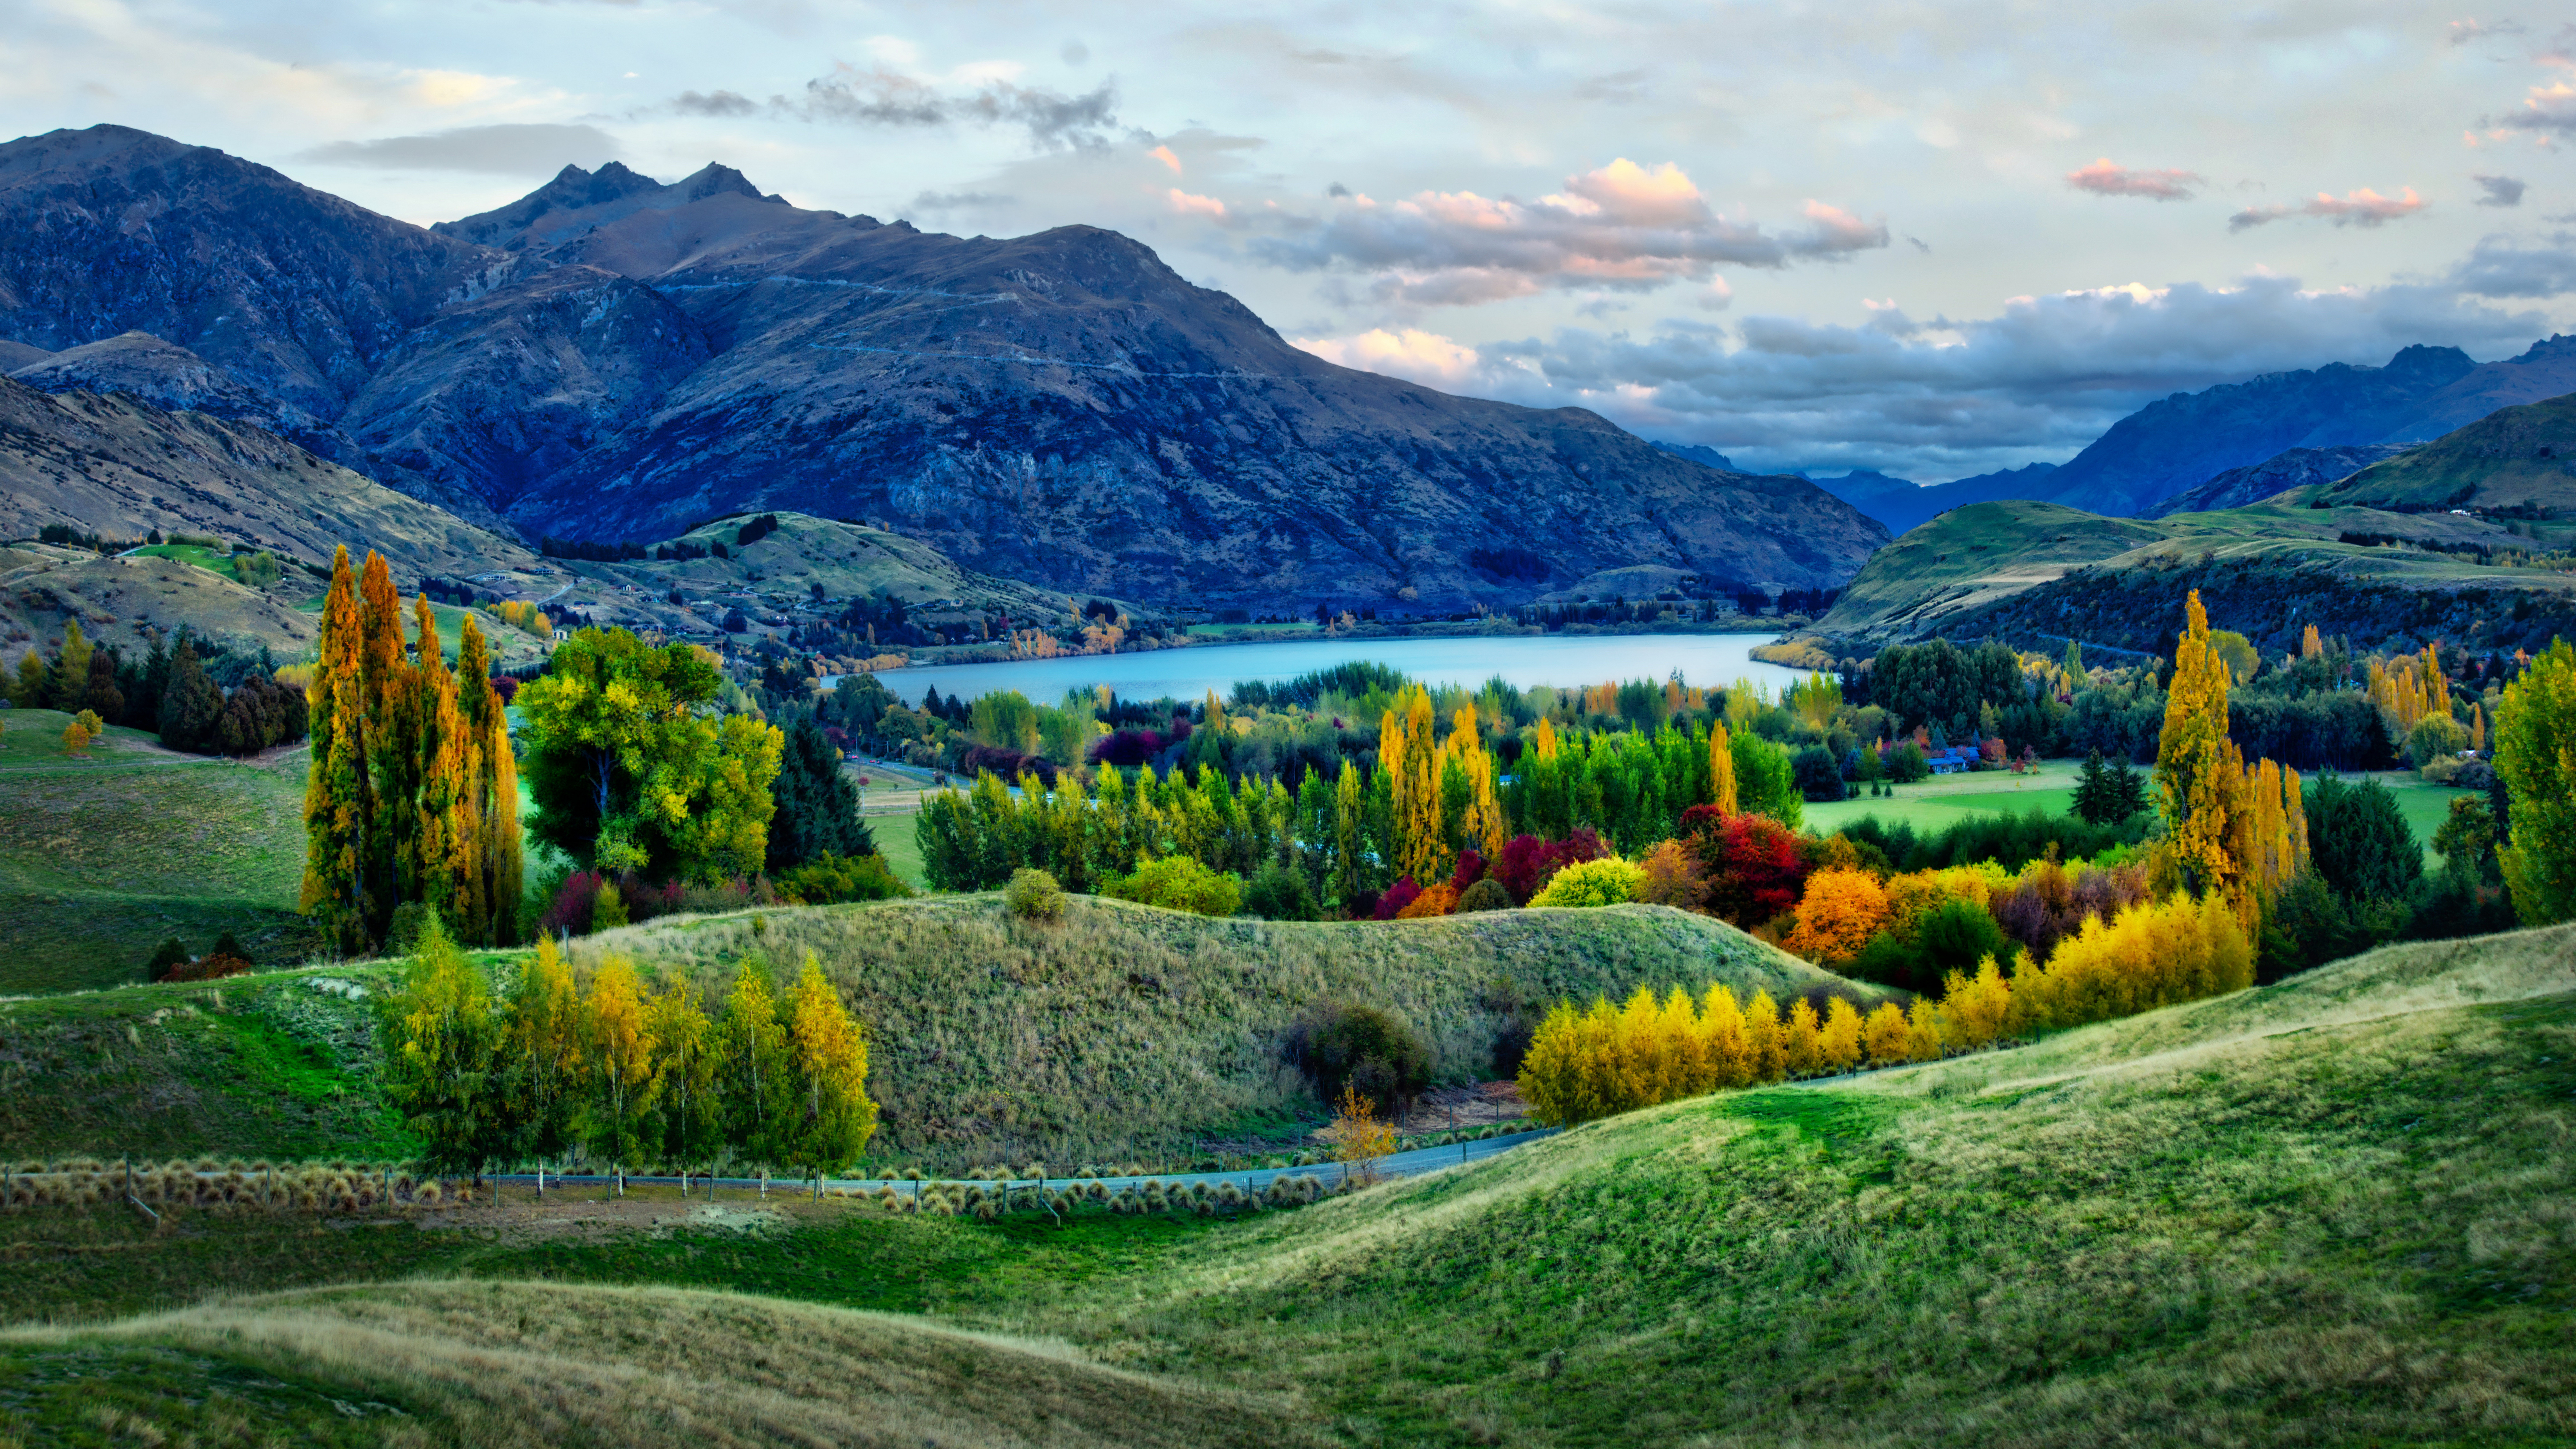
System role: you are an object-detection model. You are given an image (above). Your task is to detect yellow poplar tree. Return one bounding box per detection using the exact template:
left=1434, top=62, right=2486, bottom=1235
left=1707, top=720, right=1739, bottom=815
left=300, top=546, right=375, bottom=952
left=579, top=955, right=660, bottom=1193
left=1442, top=705, right=1509, bottom=859
left=1380, top=686, right=1449, bottom=883
left=1818, top=997, right=1864, bottom=1071
left=2157, top=589, right=2249, bottom=900
left=780, top=951, right=878, bottom=1184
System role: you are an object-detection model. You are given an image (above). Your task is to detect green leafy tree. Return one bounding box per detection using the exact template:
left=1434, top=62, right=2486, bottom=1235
left=2497, top=638, right=2576, bottom=924
left=155, top=637, right=224, bottom=751
left=652, top=975, right=723, bottom=1182
left=502, top=935, right=584, bottom=1168
left=377, top=915, right=511, bottom=1180
left=518, top=628, right=785, bottom=880
left=969, top=689, right=1040, bottom=754
left=2432, top=795, right=2501, bottom=885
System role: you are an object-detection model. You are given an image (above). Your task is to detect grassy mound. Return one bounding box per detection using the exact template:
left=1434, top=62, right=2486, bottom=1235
left=0, top=1280, right=1313, bottom=1448
left=596, top=894, right=1880, bottom=1170
left=0, top=711, right=321, bottom=992
left=0, top=893, right=1875, bottom=1170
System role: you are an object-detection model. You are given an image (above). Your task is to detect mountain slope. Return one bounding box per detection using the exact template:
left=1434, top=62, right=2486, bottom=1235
left=2037, top=344, right=2474, bottom=516
left=1811, top=493, right=2575, bottom=649
left=2142, top=443, right=2412, bottom=518
left=1806, top=462, right=2062, bottom=534
left=2316, top=390, right=2576, bottom=513
left=0, top=375, right=537, bottom=582
left=0, top=131, right=1891, bottom=608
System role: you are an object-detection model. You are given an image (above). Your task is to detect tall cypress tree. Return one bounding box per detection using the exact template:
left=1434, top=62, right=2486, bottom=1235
left=413, top=596, right=476, bottom=932
left=358, top=552, right=415, bottom=936
left=454, top=616, right=523, bottom=945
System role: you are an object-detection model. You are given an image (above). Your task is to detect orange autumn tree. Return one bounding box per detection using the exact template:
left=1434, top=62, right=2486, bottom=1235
left=1783, top=867, right=1889, bottom=962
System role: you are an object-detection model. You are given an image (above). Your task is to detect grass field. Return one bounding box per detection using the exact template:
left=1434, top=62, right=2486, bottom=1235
left=4, top=921, right=2566, bottom=1445
left=870, top=807, right=927, bottom=888
left=0, top=708, right=321, bottom=992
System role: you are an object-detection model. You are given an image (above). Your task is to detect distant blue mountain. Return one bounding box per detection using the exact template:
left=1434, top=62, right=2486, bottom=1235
left=1804, top=463, right=2060, bottom=535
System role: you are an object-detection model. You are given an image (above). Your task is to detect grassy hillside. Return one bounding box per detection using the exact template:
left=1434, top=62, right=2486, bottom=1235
left=0, top=894, right=1881, bottom=1172
left=0, top=708, right=321, bottom=992
left=2321, top=389, right=2576, bottom=519
left=1811, top=494, right=2576, bottom=649
left=6, top=920, right=2566, bottom=1446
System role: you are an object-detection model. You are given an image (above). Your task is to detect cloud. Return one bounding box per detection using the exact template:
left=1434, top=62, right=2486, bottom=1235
left=2065, top=158, right=2206, bottom=200
left=2446, top=233, right=2576, bottom=296
left=1293, top=327, right=1482, bottom=386
left=2229, top=186, right=2427, bottom=231
left=1149, top=144, right=1182, bottom=174
left=297, top=122, right=621, bottom=175
left=1242, top=159, right=1889, bottom=307
left=2448, top=18, right=2524, bottom=44
left=1166, top=188, right=1229, bottom=219
left=910, top=189, right=1014, bottom=211
left=672, top=89, right=759, bottom=117
left=664, top=65, right=1123, bottom=150
left=2473, top=173, right=2528, bottom=206
left=2487, top=79, right=2576, bottom=134
left=1363, top=269, right=2544, bottom=480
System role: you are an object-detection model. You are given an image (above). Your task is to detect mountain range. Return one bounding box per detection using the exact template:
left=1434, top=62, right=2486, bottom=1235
left=1728, top=337, right=2576, bottom=535
left=0, top=125, right=1890, bottom=608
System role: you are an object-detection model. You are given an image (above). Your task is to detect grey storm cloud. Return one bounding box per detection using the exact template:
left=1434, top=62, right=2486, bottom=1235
left=2474, top=174, right=2528, bottom=208
left=1410, top=269, right=2545, bottom=480
left=297, top=123, right=621, bottom=176
left=1245, top=161, right=1890, bottom=306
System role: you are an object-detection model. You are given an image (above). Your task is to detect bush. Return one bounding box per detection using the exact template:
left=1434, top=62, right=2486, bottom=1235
left=1457, top=877, right=1513, bottom=913
left=2407, top=714, right=2470, bottom=770
left=1243, top=863, right=1322, bottom=921
left=776, top=851, right=913, bottom=906
left=1005, top=867, right=1065, bottom=921
left=1395, top=882, right=1458, bottom=918
left=1103, top=856, right=1242, bottom=916
left=1529, top=857, right=1645, bottom=908
left=1887, top=740, right=1930, bottom=783
left=145, top=937, right=191, bottom=981
left=1290, top=1002, right=1431, bottom=1115
left=1843, top=896, right=2011, bottom=994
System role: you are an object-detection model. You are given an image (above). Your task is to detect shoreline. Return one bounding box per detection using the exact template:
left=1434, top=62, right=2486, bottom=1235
left=881, top=616, right=1815, bottom=675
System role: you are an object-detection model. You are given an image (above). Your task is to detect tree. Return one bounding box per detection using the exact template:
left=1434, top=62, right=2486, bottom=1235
left=718, top=957, right=794, bottom=1171
left=767, top=717, right=869, bottom=872
left=650, top=976, right=722, bottom=1185
left=1730, top=728, right=1802, bottom=828
left=518, top=627, right=785, bottom=881
left=2158, top=589, right=2248, bottom=899
left=377, top=916, right=508, bottom=1180
left=47, top=620, right=93, bottom=711
left=156, top=637, right=224, bottom=752
left=2071, top=747, right=2142, bottom=825
left=1784, top=868, right=1890, bottom=962
left=1791, top=744, right=1844, bottom=802
left=300, top=547, right=375, bottom=952
left=61, top=708, right=102, bottom=755
left=2497, top=638, right=2576, bottom=924
left=779, top=952, right=877, bottom=1184
left=502, top=935, right=584, bottom=1172
left=2433, top=795, right=2501, bottom=885
left=578, top=955, right=661, bottom=1193
left=1706, top=721, right=1739, bottom=815
left=455, top=616, right=523, bottom=945
left=2306, top=774, right=2421, bottom=904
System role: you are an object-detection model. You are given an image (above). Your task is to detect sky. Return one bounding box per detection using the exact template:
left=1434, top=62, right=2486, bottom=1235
left=5, top=0, right=2574, bottom=482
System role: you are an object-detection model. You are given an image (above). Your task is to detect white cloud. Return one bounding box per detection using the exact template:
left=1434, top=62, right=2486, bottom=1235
left=298, top=122, right=621, bottom=175
left=1293, top=327, right=1484, bottom=386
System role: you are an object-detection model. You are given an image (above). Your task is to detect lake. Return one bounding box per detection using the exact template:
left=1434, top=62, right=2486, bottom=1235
left=846, top=633, right=1814, bottom=707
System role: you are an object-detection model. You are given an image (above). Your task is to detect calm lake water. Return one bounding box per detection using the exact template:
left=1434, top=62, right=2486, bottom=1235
left=854, top=633, right=1811, bottom=707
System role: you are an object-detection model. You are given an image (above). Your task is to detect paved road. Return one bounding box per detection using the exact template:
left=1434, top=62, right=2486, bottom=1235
left=486, top=1127, right=1562, bottom=1200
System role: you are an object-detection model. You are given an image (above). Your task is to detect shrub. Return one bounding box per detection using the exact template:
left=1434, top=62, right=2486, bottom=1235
left=1694, top=810, right=1807, bottom=926
left=1243, top=863, right=1322, bottom=921
left=1630, top=839, right=1705, bottom=910
left=1102, top=857, right=1242, bottom=916
left=777, top=851, right=913, bottom=906
left=1006, top=867, right=1066, bottom=921
left=2012, top=891, right=2253, bottom=1029
left=1372, top=875, right=1423, bottom=920
left=162, top=952, right=251, bottom=984
left=1395, top=882, right=1458, bottom=918
left=145, top=937, right=191, bottom=981
left=1291, top=1001, right=1431, bottom=1115
left=2407, top=714, right=2470, bottom=770
left=1529, top=857, right=1644, bottom=908
left=1456, top=877, right=1513, bottom=913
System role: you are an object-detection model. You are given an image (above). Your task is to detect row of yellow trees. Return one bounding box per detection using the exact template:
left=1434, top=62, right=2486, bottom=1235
left=379, top=920, right=877, bottom=1188
left=1518, top=890, right=2252, bottom=1125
